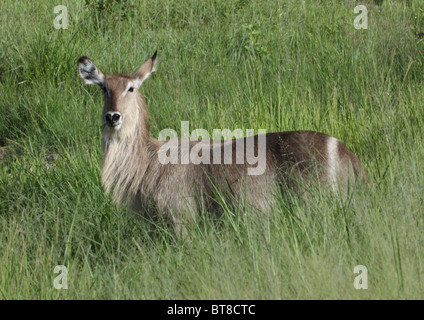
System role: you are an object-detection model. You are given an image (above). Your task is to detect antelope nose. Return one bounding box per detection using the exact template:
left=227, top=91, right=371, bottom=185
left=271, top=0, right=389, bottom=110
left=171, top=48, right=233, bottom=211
left=105, top=112, right=121, bottom=127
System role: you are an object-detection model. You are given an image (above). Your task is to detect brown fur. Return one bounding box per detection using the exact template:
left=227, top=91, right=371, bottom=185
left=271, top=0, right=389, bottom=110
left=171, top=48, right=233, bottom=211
left=78, top=52, right=365, bottom=234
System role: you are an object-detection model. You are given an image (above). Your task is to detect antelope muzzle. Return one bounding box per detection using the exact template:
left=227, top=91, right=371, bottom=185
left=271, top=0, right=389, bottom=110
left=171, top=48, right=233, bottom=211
left=105, top=112, right=122, bottom=128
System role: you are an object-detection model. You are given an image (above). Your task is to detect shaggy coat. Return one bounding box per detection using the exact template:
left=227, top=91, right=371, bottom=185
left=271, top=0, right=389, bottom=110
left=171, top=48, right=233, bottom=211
left=78, top=52, right=365, bottom=233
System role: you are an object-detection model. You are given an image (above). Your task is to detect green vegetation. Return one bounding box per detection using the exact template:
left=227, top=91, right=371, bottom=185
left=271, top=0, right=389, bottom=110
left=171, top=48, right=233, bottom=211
left=1, top=0, right=424, bottom=299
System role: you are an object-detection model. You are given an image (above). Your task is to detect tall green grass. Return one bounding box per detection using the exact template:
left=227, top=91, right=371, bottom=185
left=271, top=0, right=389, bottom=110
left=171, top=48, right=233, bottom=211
left=1, top=0, right=424, bottom=299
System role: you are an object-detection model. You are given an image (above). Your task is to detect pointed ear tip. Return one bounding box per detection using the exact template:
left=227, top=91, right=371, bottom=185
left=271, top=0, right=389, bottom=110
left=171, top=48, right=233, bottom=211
left=152, top=50, right=158, bottom=60
left=78, top=56, right=90, bottom=66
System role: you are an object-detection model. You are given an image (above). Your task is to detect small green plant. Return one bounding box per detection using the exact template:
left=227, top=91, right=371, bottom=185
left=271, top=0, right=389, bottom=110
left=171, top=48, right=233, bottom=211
left=85, top=0, right=135, bottom=22
left=232, top=22, right=269, bottom=62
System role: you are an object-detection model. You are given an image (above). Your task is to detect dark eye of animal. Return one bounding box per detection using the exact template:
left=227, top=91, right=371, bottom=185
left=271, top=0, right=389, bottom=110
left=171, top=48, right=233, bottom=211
left=128, top=87, right=134, bottom=92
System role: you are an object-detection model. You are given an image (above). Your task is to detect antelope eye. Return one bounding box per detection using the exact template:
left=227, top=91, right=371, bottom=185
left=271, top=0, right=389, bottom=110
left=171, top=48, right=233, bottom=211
left=128, top=87, right=134, bottom=92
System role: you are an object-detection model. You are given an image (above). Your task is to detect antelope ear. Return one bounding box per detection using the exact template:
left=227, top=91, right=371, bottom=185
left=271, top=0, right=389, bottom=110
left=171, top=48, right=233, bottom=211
left=78, top=56, right=105, bottom=86
left=133, top=51, right=157, bottom=88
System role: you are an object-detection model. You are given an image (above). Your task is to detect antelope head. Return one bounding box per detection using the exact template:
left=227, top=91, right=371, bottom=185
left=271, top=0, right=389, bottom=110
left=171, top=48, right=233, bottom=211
left=78, top=51, right=157, bottom=138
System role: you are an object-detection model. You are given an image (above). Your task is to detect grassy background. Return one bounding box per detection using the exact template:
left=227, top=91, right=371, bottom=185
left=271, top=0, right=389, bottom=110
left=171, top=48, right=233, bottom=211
left=1, top=0, right=424, bottom=299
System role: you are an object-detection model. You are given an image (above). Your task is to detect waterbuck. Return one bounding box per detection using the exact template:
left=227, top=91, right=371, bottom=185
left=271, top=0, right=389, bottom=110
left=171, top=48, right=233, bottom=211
left=78, top=51, right=365, bottom=235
